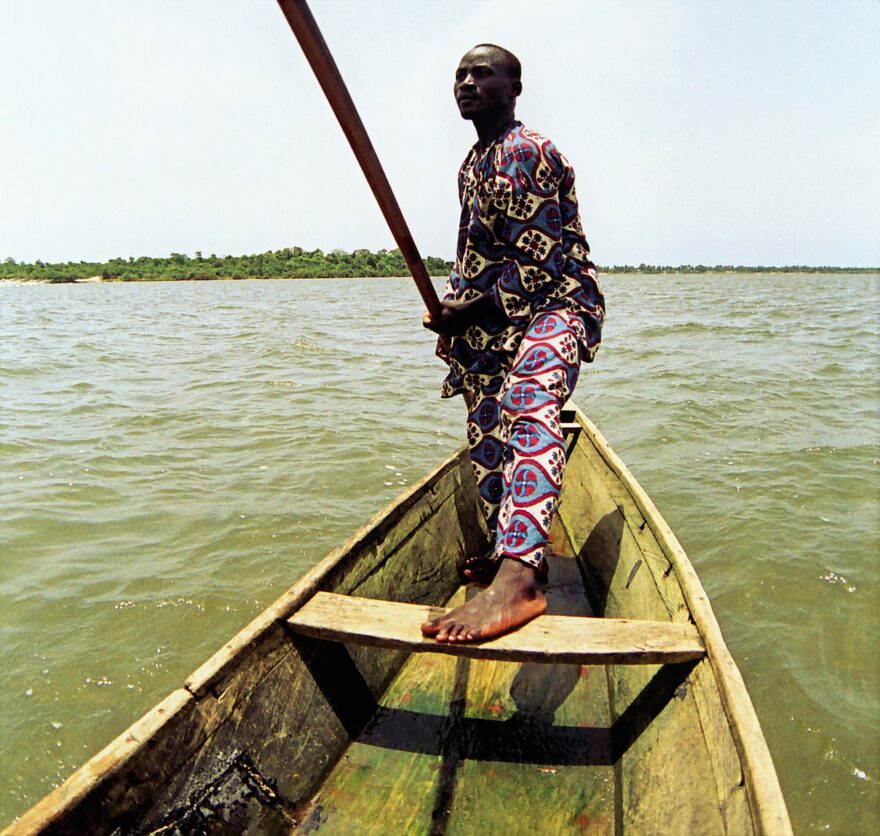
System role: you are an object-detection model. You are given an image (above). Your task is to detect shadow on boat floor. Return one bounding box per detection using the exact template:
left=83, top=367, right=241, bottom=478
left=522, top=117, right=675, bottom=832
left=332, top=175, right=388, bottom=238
left=289, top=557, right=693, bottom=835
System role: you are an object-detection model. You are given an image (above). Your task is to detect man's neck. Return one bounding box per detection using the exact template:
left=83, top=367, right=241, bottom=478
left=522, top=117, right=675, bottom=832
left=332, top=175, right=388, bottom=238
left=473, top=109, right=517, bottom=149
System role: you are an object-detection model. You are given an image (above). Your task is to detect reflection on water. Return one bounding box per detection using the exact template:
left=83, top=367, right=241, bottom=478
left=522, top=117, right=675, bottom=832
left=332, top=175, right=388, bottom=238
left=1, top=273, right=878, bottom=831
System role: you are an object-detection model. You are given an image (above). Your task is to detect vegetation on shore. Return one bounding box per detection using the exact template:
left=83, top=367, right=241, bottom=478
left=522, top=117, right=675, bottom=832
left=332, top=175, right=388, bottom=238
left=602, top=264, right=876, bottom=274
left=0, top=248, right=875, bottom=283
left=0, top=248, right=453, bottom=283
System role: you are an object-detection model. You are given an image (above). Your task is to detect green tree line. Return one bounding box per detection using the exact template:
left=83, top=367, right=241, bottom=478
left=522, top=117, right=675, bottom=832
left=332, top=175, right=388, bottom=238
left=602, top=264, right=875, bottom=274
left=0, top=247, right=453, bottom=282
left=1, top=250, right=874, bottom=282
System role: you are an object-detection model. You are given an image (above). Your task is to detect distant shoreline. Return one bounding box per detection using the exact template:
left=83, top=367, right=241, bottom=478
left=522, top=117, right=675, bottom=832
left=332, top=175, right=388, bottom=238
left=1, top=246, right=876, bottom=283
left=2, top=267, right=877, bottom=285
left=603, top=266, right=878, bottom=274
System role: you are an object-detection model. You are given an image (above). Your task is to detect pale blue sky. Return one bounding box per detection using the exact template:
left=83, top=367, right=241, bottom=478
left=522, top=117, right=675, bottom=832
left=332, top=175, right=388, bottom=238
left=1, top=0, right=877, bottom=266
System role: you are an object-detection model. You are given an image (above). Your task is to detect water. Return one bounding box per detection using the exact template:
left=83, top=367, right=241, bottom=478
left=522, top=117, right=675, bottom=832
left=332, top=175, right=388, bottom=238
left=1, top=274, right=877, bottom=832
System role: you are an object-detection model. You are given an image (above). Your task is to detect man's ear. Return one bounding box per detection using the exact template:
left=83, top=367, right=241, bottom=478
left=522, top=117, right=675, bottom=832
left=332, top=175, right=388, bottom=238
left=512, top=80, right=523, bottom=99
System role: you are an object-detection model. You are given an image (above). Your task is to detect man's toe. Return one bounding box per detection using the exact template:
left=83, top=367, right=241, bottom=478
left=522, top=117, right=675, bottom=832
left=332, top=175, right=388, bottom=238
left=446, top=622, right=466, bottom=642
left=436, top=622, right=455, bottom=642
left=421, top=616, right=445, bottom=637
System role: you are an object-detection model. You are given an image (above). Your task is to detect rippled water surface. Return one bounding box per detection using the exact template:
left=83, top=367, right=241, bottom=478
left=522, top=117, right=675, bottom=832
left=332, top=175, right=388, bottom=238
left=1, top=274, right=878, bottom=831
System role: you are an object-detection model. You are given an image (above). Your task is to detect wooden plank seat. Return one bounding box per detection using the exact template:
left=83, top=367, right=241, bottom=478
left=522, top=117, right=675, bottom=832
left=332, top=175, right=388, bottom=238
left=287, top=592, right=706, bottom=665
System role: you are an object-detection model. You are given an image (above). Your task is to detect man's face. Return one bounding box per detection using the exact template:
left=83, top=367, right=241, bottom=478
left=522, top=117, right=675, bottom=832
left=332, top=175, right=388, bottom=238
left=454, top=47, right=518, bottom=120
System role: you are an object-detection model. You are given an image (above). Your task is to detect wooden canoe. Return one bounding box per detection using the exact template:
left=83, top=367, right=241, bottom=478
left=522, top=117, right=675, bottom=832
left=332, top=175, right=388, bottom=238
left=5, top=404, right=791, bottom=834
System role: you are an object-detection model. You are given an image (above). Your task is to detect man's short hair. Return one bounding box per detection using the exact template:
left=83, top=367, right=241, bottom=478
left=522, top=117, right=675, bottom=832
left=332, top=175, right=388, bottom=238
left=472, top=43, right=522, bottom=81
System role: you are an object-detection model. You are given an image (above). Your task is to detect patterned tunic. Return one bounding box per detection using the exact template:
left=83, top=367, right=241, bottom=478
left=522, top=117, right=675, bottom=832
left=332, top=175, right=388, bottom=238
left=441, top=120, right=605, bottom=399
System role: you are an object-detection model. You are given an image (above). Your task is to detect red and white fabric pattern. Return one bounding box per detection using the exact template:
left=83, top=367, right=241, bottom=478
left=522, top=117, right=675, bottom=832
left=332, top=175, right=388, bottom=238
left=466, top=309, right=582, bottom=571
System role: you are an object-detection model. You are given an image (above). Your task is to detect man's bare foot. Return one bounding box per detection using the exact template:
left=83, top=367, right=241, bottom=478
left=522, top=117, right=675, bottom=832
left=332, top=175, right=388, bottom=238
left=421, top=559, right=547, bottom=643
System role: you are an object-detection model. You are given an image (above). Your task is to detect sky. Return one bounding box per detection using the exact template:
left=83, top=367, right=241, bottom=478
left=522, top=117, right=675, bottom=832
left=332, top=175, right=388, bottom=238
left=0, top=0, right=877, bottom=267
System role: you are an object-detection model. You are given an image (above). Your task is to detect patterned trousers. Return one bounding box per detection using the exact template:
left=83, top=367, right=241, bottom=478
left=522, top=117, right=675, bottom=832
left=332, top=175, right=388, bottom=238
left=466, top=310, right=582, bottom=570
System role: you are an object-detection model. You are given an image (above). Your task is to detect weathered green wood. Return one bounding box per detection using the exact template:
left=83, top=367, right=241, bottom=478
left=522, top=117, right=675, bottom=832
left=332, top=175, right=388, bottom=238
left=5, top=450, right=483, bottom=835
left=574, top=406, right=789, bottom=833
left=609, top=661, right=729, bottom=833
left=558, top=435, right=734, bottom=832
left=690, top=659, right=753, bottom=833
left=567, top=411, right=786, bottom=834
left=579, top=422, right=751, bottom=833
left=558, top=437, right=670, bottom=624
left=571, top=439, right=691, bottom=624
left=559, top=408, right=786, bottom=833
left=561, top=418, right=756, bottom=831
left=1, top=691, right=197, bottom=835
left=6, top=405, right=790, bottom=835
left=137, top=453, right=483, bottom=833
left=297, top=559, right=617, bottom=835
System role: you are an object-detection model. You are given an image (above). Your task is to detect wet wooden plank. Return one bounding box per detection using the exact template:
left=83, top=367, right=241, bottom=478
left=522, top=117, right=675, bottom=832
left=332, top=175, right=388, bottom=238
left=296, top=562, right=617, bottom=835
left=287, top=592, right=706, bottom=665
left=608, top=661, right=731, bottom=835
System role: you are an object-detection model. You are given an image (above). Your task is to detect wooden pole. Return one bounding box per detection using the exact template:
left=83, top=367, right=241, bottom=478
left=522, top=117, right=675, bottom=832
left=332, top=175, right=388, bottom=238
left=276, top=0, right=442, bottom=319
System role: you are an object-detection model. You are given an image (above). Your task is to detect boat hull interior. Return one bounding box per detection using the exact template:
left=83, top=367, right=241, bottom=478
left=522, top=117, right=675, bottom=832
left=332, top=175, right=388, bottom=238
left=6, top=408, right=790, bottom=835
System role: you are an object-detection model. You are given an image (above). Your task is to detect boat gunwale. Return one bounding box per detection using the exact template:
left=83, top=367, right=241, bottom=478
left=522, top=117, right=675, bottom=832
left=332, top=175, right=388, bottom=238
left=184, top=444, right=470, bottom=698
left=4, top=446, right=470, bottom=835
left=567, top=403, right=792, bottom=835
left=5, top=406, right=792, bottom=834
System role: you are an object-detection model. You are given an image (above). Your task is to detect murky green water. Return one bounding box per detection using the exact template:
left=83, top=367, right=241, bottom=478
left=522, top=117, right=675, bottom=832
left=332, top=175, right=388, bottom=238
left=1, top=274, right=877, bottom=831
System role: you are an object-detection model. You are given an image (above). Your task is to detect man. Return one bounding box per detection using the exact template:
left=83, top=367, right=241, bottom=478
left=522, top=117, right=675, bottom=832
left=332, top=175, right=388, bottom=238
left=421, top=44, right=605, bottom=644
